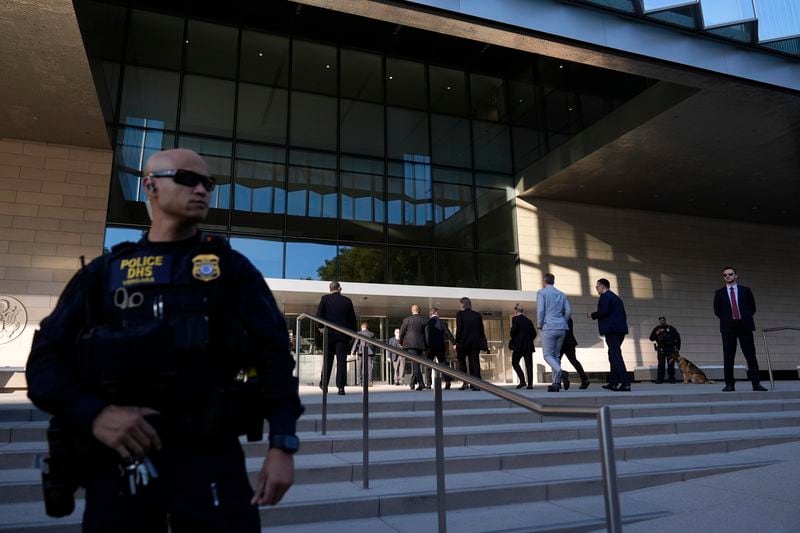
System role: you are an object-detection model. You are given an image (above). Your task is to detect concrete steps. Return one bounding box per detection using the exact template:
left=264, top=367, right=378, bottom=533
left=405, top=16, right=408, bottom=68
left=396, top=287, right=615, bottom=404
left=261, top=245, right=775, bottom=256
left=0, top=386, right=798, bottom=531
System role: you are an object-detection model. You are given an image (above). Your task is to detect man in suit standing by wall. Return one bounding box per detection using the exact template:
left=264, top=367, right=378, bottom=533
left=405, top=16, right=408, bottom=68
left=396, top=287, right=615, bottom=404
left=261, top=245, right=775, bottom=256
left=454, top=297, right=487, bottom=391
left=316, top=281, right=358, bottom=395
left=537, top=274, right=571, bottom=392
left=400, top=304, right=428, bottom=391
left=714, top=267, right=767, bottom=392
left=425, top=308, right=455, bottom=390
left=509, top=304, right=536, bottom=389
left=588, top=278, right=631, bottom=392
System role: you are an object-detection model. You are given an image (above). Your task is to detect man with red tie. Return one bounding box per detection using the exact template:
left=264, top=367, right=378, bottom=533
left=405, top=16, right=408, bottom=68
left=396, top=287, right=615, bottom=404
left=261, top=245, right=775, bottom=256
left=713, top=267, right=767, bottom=392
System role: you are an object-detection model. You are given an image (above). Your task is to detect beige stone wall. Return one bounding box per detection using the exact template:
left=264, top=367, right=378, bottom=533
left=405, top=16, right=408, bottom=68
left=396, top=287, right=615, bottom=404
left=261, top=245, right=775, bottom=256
left=517, top=198, right=800, bottom=374
left=0, top=137, right=111, bottom=368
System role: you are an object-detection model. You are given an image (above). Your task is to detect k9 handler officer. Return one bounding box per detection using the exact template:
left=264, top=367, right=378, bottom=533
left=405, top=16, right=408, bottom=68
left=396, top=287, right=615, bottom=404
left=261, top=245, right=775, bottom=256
left=26, top=149, right=303, bottom=532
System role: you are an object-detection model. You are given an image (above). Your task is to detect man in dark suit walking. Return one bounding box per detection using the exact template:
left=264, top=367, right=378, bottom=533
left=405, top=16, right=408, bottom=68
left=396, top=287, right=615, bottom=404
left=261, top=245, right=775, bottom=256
left=400, top=304, right=428, bottom=391
left=509, top=304, right=536, bottom=389
left=425, top=308, right=455, bottom=390
left=588, top=278, right=631, bottom=391
left=316, top=281, right=357, bottom=395
left=454, top=297, right=487, bottom=391
left=713, top=267, right=767, bottom=392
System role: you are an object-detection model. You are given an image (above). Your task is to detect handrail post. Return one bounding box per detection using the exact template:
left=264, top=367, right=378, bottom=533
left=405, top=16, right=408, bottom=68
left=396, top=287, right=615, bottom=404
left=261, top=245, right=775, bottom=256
left=321, top=326, right=328, bottom=435
left=362, top=342, right=370, bottom=489
left=761, top=330, right=776, bottom=390
left=294, top=316, right=302, bottom=387
left=598, top=406, right=621, bottom=533
left=434, top=366, right=447, bottom=533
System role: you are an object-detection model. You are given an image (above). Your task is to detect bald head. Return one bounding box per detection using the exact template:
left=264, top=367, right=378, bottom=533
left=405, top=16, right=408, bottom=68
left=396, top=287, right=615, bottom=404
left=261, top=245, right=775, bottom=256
left=144, top=148, right=209, bottom=177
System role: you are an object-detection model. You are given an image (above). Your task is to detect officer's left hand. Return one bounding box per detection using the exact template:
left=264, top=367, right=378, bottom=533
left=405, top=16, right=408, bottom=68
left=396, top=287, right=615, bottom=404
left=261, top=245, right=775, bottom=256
left=251, top=448, right=294, bottom=506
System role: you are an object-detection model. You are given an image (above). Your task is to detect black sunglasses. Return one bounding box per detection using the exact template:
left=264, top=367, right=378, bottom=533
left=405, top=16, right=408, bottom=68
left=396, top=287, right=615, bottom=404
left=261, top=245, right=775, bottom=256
left=147, top=169, right=216, bottom=192
left=722, top=273, right=736, bottom=277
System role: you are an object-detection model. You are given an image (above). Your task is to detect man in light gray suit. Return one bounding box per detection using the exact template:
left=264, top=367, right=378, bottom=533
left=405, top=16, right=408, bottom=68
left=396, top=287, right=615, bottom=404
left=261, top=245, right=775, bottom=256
left=536, top=273, right=572, bottom=392
left=352, top=322, right=376, bottom=386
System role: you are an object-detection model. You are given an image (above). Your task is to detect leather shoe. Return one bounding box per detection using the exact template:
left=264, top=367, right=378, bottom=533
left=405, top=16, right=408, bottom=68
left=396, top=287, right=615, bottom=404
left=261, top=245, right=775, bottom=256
left=526, top=384, right=533, bottom=389
left=615, top=385, right=631, bottom=392
left=602, top=384, right=618, bottom=391
left=470, top=385, right=480, bottom=391
left=459, top=384, right=469, bottom=391
left=546, top=384, right=560, bottom=392
left=516, top=383, right=526, bottom=389
left=668, top=379, right=676, bottom=384
left=562, top=373, right=571, bottom=391
left=415, top=385, right=424, bottom=391
left=338, top=389, right=345, bottom=395
left=579, top=381, right=590, bottom=390
left=655, top=380, right=663, bottom=384
left=721, top=385, right=735, bottom=392
left=752, top=384, right=768, bottom=392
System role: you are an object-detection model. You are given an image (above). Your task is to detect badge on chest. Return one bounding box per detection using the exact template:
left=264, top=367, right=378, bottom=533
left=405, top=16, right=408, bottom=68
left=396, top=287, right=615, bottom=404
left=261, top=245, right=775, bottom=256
left=192, top=254, right=220, bottom=282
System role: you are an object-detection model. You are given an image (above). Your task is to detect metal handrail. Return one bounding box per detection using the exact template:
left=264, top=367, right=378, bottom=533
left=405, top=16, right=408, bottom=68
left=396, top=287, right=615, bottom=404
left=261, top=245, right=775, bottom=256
left=295, top=312, right=622, bottom=533
left=761, top=326, right=800, bottom=390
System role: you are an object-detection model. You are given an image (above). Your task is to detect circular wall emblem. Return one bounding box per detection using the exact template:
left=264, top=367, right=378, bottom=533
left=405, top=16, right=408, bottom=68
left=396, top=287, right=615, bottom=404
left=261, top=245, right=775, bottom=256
left=0, top=296, right=27, bottom=345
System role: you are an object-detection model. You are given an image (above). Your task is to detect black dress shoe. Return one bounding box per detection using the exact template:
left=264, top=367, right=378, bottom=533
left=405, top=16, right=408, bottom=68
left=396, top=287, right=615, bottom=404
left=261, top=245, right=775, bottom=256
left=516, top=383, right=526, bottom=389
left=338, top=389, right=345, bottom=395
left=579, top=381, right=590, bottom=390
left=459, top=384, right=469, bottom=391
left=546, top=384, right=560, bottom=392
left=602, top=384, right=618, bottom=391
left=526, top=384, right=533, bottom=389
left=562, top=373, right=571, bottom=391
left=415, top=385, right=424, bottom=391
left=721, top=385, right=735, bottom=392
left=655, top=380, right=663, bottom=384
left=445, top=382, right=451, bottom=390
left=470, top=385, right=480, bottom=391
left=615, top=385, right=631, bottom=392
left=752, top=384, right=768, bottom=392
left=668, top=378, right=676, bottom=384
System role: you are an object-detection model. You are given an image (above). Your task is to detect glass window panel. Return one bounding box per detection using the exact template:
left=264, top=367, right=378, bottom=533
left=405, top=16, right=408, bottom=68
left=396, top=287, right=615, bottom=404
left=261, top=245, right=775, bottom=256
left=178, top=136, right=232, bottom=230
left=429, top=66, right=467, bottom=116
left=580, top=0, right=636, bottom=12
left=647, top=5, right=700, bottom=28
left=512, top=126, right=544, bottom=171
left=340, top=156, right=385, bottom=243
left=387, top=160, right=433, bottom=245
left=340, top=99, right=385, bottom=157
left=285, top=240, right=337, bottom=280
left=387, top=107, right=429, bottom=160
left=430, top=114, right=471, bottom=168
left=388, top=246, right=434, bottom=285
left=185, top=20, right=238, bottom=78
left=104, top=226, right=147, bottom=253
left=292, top=40, right=337, bottom=95
left=119, top=67, right=180, bottom=129
left=435, top=250, right=477, bottom=287
left=641, top=0, right=698, bottom=12
left=230, top=236, right=284, bottom=278
left=700, top=0, right=756, bottom=28
left=476, top=187, right=516, bottom=252
left=707, top=22, right=755, bottom=43
left=479, top=253, right=518, bottom=289
left=509, top=67, right=539, bottom=127
left=126, top=10, right=184, bottom=69
left=75, top=0, right=127, bottom=61
left=474, top=172, right=513, bottom=189
left=236, top=83, right=288, bottom=144
left=232, top=143, right=286, bottom=236
left=386, top=58, right=426, bottom=109
left=579, top=91, right=608, bottom=128
left=434, top=182, right=475, bottom=249
left=335, top=244, right=385, bottom=283
left=432, top=167, right=472, bottom=186
left=341, top=49, right=383, bottom=102
left=755, top=0, right=800, bottom=42
left=240, top=31, right=289, bottom=87
left=286, top=151, right=337, bottom=239
left=90, top=60, right=121, bottom=123
left=179, top=75, right=235, bottom=137
left=762, top=36, right=800, bottom=55
left=289, top=92, right=337, bottom=151
left=470, top=74, right=507, bottom=122
left=472, top=121, right=512, bottom=172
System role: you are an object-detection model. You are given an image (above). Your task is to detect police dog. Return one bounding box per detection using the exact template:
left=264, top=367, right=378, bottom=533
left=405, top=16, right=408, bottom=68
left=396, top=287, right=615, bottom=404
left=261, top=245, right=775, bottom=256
left=668, top=353, right=715, bottom=384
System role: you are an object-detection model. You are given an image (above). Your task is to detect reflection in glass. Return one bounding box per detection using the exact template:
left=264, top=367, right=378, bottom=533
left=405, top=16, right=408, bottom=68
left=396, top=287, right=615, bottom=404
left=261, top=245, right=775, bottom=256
left=230, top=236, right=284, bottom=278
left=388, top=159, right=433, bottom=245
left=232, top=143, right=286, bottom=236
left=285, top=240, right=337, bottom=280
left=341, top=49, right=383, bottom=102
left=335, top=244, right=385, bottom=283
left=479, top=253, right=518, bottom=289
left=472, top=121, right=512, bottom=172
left=292, top=40, right=337, bottom=95
left=707, top=23, right=755, bottom=43
left=240, top=31, right=289, bottom=87
left=431, top=115, right=471, bottom=168
left=474, top=173, right=513, bottom=189
left=640, top=0, right=698, bottom=13
left=185, top=20, right=238, bottom=78
left=340, top=100, right=385, bottom=157
left=126, top=10, right=184, bottom=69
left=435, top=250, right=477, bottom=287
left=512, top=126, right=544, bottom=171
left=387, top=107, right=429, bottom=160
left=76, top=0, right=127, bottom=61
left=286, top=150, right=337, bottom=239
left=471, top=74, right=506, bottom=122
left=646, top=4, right=700, bottom=28
left=388, top=246, right=434, bottom=285
left=509, top=66, right=539, bottom=127
left=386, top=58, right=426, bottom=109
left=178, top=136, right=231, bottom=229
left=290, top=92, right=337, bottom=151
left=237, top=83, right=288, bottom=144
left=476, top=187, right=516, bottom=252
left=119, top=67, right=179, bottom=129
left=429, top=66, right=467, bottom=116
left=180, top=75, right=235, bottom=137
left=434, top=181, right=475, bottom=249
left=104, top=226, right=147, bottom=253
left=340, top=157, right=385, bottom=242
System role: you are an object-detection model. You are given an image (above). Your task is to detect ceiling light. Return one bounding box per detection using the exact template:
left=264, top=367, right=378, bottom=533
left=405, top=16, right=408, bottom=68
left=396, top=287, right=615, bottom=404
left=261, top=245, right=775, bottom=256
left=558, top=64, right=564, bottom=69
left=388, top=75, right=393, bottom=80
left=185, top=40, right=189, bottom=44
left=325, top=64, right=331, bottom=69
left=258, top=52, right=263, bottom=57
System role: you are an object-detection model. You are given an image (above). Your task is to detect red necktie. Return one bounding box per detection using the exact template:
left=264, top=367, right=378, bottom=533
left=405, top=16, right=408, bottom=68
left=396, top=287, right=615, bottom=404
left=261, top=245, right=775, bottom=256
left=730, top=287, right=741, bottom=320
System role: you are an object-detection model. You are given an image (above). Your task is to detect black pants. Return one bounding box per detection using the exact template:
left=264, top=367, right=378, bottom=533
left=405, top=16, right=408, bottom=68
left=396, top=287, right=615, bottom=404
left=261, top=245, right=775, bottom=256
left=656, top=345, right=677, bottom=381
left=605, top=333, right=629, bottom=387
left=457, top=348, right=482, bottom=381
left=722, top=321, right=760, bottom=387
left=425, top=348, right=452, bottom=386
left=511, top=350, right=533, bottom=385
left=559, top=345, right=589, bottom=384
left=83, top=442, right=259, bottom=533
left=407, top=348, right=425, bottom=387
left=321, top=337, right=350, bottom=390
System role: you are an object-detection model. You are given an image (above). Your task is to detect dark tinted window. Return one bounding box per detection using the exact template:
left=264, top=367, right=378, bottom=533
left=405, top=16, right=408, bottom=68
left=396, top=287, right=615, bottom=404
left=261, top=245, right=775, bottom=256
left=285, top=240, right=337, bottom=280
left=336, top=244, right=385, bottom=283
left=340, top=157, right=385, bottom=243
left=292, top=40, right=337, bottom=95
left=429, top=66, right=467, bottom=116
left=179, top=75, right=235, bottom=137
left=434, top=181, right=475, bottom=249
left=240, top=31, right=289, bottom=87
left=340, top=100, right=384, bottom=157
left=436, top=250, right=477, bottom=287
left=430, top=114, right=471, bottom=168
left=472, top=121, right=512, bottom=172
left=386, top=58, right=426, bottom=109
left=387, top=107, right=429, bottom=160
left=119, top=67, right=180, bottom=129
left=476, top=187, right=516, bottom=252
left=341, top=49, right=383, bottom=102
left=470, top=74, right=506, bottom=122
left=286, top=150, right=337, bottom=239
left=185, top=20, right=238, bottom=78
left=387, top=160, right=433, bottom=245
left=388, top=246, right=434, bottom=285
left=289, top=92, right=337, bottom=151
left=236, top=83, right=288, bottom=144
left=127, top=10, right=184, bottom=69
left=232, top=143, right=286, bottom=236
left=479, top=253, right=518, bottom=289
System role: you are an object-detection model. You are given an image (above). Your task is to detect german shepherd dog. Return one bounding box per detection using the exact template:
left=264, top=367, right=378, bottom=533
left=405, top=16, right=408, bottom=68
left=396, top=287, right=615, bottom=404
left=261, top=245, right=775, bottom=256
left=667, top=353, right=715, bottom=384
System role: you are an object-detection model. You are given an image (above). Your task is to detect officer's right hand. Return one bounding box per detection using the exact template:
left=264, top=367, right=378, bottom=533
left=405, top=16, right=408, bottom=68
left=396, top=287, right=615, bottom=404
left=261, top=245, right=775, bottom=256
left=91, top=405, right=162, bottom=459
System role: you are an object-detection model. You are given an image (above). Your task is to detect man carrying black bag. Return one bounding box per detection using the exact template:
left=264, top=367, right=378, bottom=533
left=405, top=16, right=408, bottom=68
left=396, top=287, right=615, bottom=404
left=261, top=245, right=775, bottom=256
left=26, top=148, right=303, bottom=533
left=509, top=304, right=536, bottom=389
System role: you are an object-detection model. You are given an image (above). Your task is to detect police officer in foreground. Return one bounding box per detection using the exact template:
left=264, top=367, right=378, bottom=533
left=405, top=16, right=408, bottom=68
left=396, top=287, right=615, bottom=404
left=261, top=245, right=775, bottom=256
left=648, top=316, right=681, bottom=383
left=26, top=148, right=303, bottom=532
